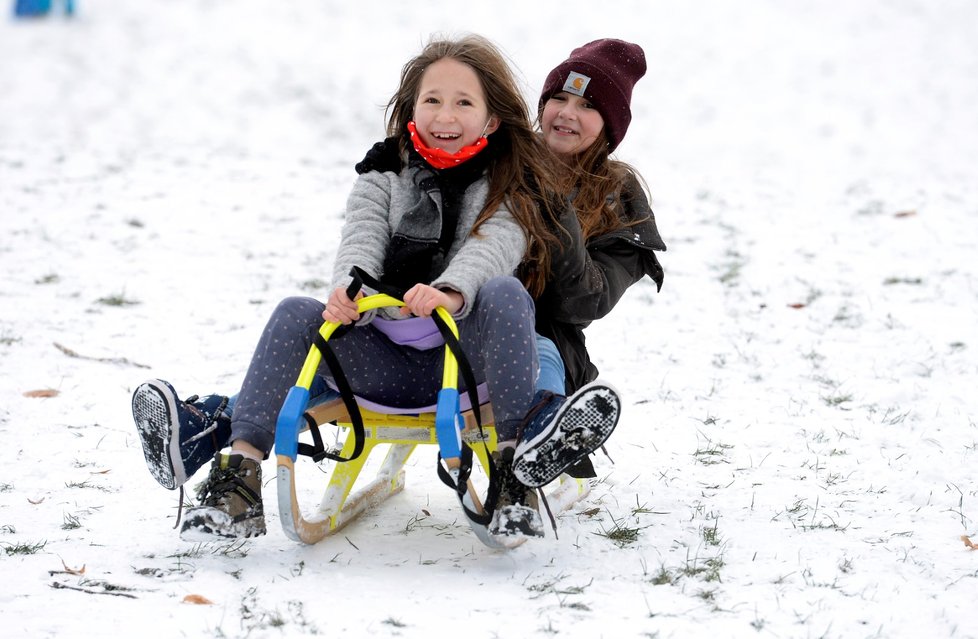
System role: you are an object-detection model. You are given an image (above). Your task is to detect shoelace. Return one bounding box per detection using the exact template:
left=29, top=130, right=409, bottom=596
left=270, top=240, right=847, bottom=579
left=180, top=395, right=228, bottom=445
left=195, top=464, right=260, bottom=506
left=174, top=486, right=185, bottom=530
left=538, top=488, right=558, bottom=538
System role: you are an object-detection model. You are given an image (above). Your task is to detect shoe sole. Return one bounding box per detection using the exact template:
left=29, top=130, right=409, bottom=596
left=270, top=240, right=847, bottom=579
left=131, top=380, right=187, bottom=490
left=179, top=507, right=266, bottom=541
left=512, top=381, right=621, bottom=488
left=489, top=504, right=545, bottom=540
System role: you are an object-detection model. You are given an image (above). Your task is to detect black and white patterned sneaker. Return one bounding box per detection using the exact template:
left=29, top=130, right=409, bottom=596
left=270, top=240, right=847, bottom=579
left=131, top=379, right=231, bottom=490
left=511, top=381, right=621, bottom=488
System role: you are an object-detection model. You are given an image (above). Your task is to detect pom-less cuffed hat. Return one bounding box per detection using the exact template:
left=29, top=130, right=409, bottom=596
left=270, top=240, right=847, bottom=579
left=539, top=38, right=646, bottom=152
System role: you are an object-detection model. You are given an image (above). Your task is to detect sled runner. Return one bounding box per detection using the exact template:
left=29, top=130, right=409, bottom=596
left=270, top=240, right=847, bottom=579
left=274, top=281, right=590, bottom=548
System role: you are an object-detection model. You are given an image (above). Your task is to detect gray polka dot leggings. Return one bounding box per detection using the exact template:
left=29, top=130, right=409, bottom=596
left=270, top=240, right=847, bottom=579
left=229, top=276, right=538, bottom=454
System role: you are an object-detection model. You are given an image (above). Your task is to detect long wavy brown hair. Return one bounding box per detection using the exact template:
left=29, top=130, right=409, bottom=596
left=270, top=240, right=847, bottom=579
left=385, top=35, right=562, bottom=296
left=545, top=127, right=649, bottom=241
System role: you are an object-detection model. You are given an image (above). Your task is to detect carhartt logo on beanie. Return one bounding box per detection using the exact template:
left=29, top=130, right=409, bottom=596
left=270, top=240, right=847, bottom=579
left=540, top=38, right=646, bottom=152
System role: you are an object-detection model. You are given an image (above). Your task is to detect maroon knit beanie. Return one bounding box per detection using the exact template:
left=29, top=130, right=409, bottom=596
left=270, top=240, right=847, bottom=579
left=539, top=38, right=646, bottom=152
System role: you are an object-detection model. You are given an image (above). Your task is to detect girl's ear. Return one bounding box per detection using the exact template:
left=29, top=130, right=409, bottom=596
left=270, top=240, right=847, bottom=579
left=483, top=115, right=501, bottom=137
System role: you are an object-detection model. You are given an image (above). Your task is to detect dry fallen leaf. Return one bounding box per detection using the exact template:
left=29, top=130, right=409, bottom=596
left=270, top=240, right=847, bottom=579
left=24, top=389, right=59, bottom=398
left=61, top=560, right=86, bottom=576
left=28, top=497, right=45, bottom=505
left=183, top=594, right=214, bottom=605
left=894, top=210, right=917, bottom=218
left=962, top=535, right=977, bottom=550
left=787, top=303, right=806, bottom=309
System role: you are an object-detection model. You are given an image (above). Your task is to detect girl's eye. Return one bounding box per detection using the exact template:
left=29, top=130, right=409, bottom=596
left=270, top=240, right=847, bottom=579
left=458, top=99, right=473, bottom=107
left=424, top=97, right=440, bottom=104
left=582, top=101, right=596, bottom=109
left=550, top=95, right=567, bottom=103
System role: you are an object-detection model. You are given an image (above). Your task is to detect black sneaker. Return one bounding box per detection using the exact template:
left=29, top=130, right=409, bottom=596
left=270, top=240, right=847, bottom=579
left=488, top=448, right=544, bottom=540
left=512, top=381, right=621, bottom=488
left=131, top=379, right=231, bottom=490
left=179, top=453, right=266, bottom=541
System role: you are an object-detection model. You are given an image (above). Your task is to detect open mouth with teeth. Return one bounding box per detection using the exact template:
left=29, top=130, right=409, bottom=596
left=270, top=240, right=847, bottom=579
left=430, top=132, right=462, bottom=148
left=428, top=131, right=462, bottom=152
left=552, top=126, right=578, bottom=136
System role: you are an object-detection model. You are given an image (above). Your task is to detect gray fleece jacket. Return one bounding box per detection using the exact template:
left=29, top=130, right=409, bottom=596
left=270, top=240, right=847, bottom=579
left=329, top=165, right=527, bottom=318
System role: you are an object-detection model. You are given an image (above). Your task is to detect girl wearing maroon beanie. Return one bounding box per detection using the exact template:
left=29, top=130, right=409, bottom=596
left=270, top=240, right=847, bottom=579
left=520, top=38, right=667, bottom=479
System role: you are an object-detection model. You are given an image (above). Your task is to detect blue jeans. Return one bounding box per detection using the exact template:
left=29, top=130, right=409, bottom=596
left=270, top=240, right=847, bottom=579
left=535, top=334, right=565, bottom=395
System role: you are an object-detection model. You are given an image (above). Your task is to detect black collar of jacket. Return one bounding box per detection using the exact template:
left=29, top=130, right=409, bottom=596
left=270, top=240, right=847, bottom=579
left=406, top=146, right=491, bottom=188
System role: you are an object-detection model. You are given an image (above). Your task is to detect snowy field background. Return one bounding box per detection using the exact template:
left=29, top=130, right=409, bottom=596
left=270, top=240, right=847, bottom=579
left=1, top=1, right=977, bottom=637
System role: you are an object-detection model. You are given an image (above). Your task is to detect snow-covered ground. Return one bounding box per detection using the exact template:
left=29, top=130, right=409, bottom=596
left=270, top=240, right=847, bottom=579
left=1, top=1, right=976, bottom=637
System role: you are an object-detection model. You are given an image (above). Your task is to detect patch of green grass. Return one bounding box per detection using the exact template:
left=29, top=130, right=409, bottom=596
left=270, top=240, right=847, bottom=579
left=595, top=511, right=642, bottom=548
left=267, top=612, right=286, bottom=628
left=2, top=540, right=47, bottom=555
left=683, top=556, right=725, bottom=583
left=716, top=250, right=746, bottom=285
left=650, top=566, right=675, bottom=585
left=702, top=521, right=722, bottom=547
left=821, top=392, right=853, bottom=408
left=62, top=513, right=82, bottom=530
left=839, top=557, right=854, bottom=573
left=694, top=440, right=733, bottom=465
left=96, top=292, right=139, bottom=307
left=525, top=572, right=568, bottom=596
left=883, top=276, right=923, bottom=286
left=212, top=540, right=250, bottom=558
left=169, top=543, right=208, bottom=559
left=696, top=587, right=718, bottom=601
left=0, top=333, right=20, bottom=346
left=856, top=200, right=884, bottom=216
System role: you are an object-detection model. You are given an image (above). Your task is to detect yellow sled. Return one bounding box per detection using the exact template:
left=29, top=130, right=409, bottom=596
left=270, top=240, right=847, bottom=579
left=275, top=398, right=590, bottom=545
left=273, top=291, right=590, bottom=547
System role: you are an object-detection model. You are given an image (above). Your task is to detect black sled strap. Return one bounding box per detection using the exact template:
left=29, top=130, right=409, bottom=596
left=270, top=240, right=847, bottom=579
left=296, top=270, right=372, bottom=463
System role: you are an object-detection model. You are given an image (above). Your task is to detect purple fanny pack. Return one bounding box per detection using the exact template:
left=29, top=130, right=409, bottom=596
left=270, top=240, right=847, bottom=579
left=372, top=315, right=445, bottom=350
left=331, top=314, right=489, bottom=414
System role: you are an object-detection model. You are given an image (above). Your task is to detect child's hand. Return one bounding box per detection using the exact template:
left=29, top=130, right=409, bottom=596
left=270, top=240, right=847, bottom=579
left=322, top=287, right=362, bottom=325
left=401, top=284, right=463, bottom=318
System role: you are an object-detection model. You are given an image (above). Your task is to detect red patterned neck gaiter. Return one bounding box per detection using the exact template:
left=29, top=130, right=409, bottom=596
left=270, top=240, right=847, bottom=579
left=407, top=121, right=489, bottom=170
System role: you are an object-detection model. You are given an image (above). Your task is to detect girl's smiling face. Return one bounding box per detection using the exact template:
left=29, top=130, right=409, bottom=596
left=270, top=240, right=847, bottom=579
left=413, top=57, right=499, bottom=154
left=541, top=91, right=606, bottom=159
